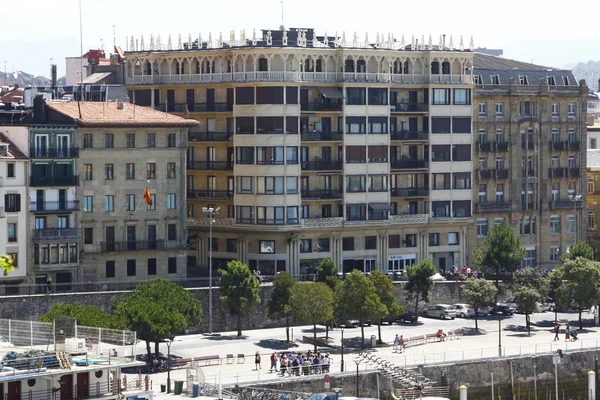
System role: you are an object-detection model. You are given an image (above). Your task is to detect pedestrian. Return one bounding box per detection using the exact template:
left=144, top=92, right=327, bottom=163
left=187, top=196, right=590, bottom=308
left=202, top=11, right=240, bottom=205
left=254, top=351, right=261, bottom=370
left=393, top=334, right=400, bottom=352
left=553, top=322, right=560, bottom=341
left=269, top=352, right=277, bottom=372
left=565, top=324, right=571, bottom=341
left=46, top=277, right=52, bottom=293
left=399, top=335, right=405, bottom=353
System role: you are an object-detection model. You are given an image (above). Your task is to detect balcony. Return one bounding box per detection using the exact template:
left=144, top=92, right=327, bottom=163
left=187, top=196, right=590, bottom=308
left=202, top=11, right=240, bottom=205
left=548, top=168, right=566, bottom=178
left=478, top=169, right=508, bottom=180
left=495, top=142, right=510, bottom=152
left=569, top=168, right=581, bottom=178
left=549, top=200, right=584, bottom=210
left=301, top=132, right=343, bottom=141
left=390, top=131, right=428, bottom=141
left=92, top=240, right=182, bottom=253
left=477, top=142, right=492, bottom=152
left=30, top=201, right=79, bottom=213
left=391, top=159, right=428, bottom=170
left=478, top=142, right=509, bottom=152
left=189, top=103, right=232, bottom=112
left=32, top=228, right=79, bottom=241
left=30, top=176, right=79, bottom=187
left=187, top=161, right=233, bottom=171
left=301, top=160, right=343, bottom=171
left=475, top=203, right=511, bottom=213
left=521, top=142, right=534, bottom=150
left=301, top=102, right=343, bottom=112
left=158, top=103, right=188, bottom=113
left=391, top=187, right=429, bottom=198
left=389, top=214, right=429, bottom=225
left=550, top=141, right=567, bottom=151
left=568, top=141, right=581, bottom=151
left=302, top=217, right=344, bottom=228
left=301, top=189, right=343, bottom=200
left=30, top=147, right=79, bottom=158
left=391, top=103, right=429, bottom=113
left=496, top=169, right=509, bottom=179
left=188, top=132, right=232, bottom=142
left=187, top=190, right=233, bottom=200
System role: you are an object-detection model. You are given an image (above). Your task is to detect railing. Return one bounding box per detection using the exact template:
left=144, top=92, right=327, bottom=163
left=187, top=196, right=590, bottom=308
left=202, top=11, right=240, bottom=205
left=189, top=102, right=232, bottom=112
left=549, top=141, right=580, bottom=152
left=92, top=240, right=183, bottom=253
left=300, top=101, right=343, bottom=112
left=568, top=141, right=581, bottom=151
left=32, top=228, right=79, bottom=240
left=29, top=147, right=79, bottom=158
left=477, top=141, right=492, bottom=152
left=390, top=131, right=428, bottom=141
left=187, top=161, right=233, bottom=170
left=391, top=187, right=429, bottom=197
left=188, top=132, right=233, bottom=141
left=301, top=160, right=343, bottom=170
left=30, top=176, right=79, bottom=186
left=569, top=167, right=581, bottom=178
left=495, top=142, right=509, bottom=152
left=301, top=217, right=344, bottom=228
left=475, top=203, right=511, bottom=213
left=391, top=103, right=429, bottom=112
left=521, top=142, right=534, bottom=150
left=389, top=214, right=429, bottom=225
left=187, top=217, right=235, bottom=227
left=301, top=189, right=343, bottom=199
left=549, top=168, right=566, bottom=178
left=391, top=159, right=428, bottom=169
left=300, top=132, right=343, bottom=141
left=158, top=103, right=188, bottom=112
left=477, top=169, right=508, bottom=179
left=30, top=201, right=79, bottom=212
left=549, top=200, right=584, bottom=210
left=187, top=190, right=233, bottom=200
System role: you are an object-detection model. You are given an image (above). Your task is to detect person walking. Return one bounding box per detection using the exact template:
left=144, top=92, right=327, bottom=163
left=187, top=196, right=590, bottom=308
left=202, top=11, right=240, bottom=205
left=553, top=322, right=560, bottom=341
left=254, top=351, right=261, bottom=370
left=393, top=334, right=400, bottom=352
left=565, top=324, right=571, bottom=341
left=269, top=352, right=277, bottom=372
left=399, top=335, right=405, bottom=353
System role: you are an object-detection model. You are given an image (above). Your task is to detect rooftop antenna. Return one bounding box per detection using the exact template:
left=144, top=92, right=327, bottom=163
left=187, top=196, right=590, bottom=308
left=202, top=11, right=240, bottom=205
left=112, top=25, right=116, bottom=48
left=279, top=0, right=284, bottom=30
left=78, top=0, right=84, bottom=118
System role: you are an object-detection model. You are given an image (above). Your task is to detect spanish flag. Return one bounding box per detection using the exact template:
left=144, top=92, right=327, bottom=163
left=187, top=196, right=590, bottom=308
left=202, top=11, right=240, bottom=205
left=144, top=186, right=153, bottom=206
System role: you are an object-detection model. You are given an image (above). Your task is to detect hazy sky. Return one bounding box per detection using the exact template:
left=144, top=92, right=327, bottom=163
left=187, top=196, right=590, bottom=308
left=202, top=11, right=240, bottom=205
left=2, top=0, right=600, bottom=77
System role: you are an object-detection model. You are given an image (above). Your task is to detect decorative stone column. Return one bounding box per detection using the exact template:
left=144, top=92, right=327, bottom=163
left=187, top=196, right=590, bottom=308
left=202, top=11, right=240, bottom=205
left=378, top=230, right=388, bottom=272
left=331, top=232, right=342, bottom=271
left=286, top=233, right=300, bottom=276
left=237, top=235, right=248, bottom=265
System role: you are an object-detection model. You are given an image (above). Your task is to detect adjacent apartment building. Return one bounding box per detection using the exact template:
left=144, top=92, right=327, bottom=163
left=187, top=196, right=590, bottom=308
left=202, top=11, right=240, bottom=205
left=124, top=27, right=475, bottom=277
left=471, top=54, right=588, bottom=269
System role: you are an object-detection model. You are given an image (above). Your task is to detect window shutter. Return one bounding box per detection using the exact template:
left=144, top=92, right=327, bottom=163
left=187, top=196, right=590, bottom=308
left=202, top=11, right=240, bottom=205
left=15, top=194, right=20, bottom=212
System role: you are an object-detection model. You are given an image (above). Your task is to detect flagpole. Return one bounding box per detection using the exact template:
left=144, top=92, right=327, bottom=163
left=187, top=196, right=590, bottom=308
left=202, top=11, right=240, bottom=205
left=131, top=181, right=150, bottom=220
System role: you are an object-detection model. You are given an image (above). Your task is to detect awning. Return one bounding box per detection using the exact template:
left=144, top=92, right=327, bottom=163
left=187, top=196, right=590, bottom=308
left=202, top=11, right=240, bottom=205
left=82, top=72, right=113, bottom=84
left=369, top=203, right=393, bottom=212
left=316, top=86, right=343, bottom=99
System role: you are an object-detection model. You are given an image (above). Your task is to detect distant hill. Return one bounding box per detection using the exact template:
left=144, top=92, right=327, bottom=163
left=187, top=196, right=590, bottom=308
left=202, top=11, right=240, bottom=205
left=0, top=71, right=66, bottom=87
left=571, top=61, right=600, bottom=91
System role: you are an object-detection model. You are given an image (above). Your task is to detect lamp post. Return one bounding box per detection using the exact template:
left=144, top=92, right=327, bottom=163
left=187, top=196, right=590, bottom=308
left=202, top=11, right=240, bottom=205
left=354, top=357, right=361, bottom=397
left=202, top=206, right=220, bottom=334
left=165, top=338, right=172, bottom=394
left=340, top=328, right=344, bottom=372
left=570, top=194, right=582, bottom=247
left=498, top=318, right=502, bottom=357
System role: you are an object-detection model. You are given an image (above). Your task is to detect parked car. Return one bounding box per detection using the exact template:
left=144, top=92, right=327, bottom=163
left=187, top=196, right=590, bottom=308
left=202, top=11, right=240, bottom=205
left=491, top=303, right=515, bottom=316
left=505, top=297, right=550, bottom=313
left=308, top=393, right=344, bottom=400
left=396, top=311, right=419, bottom=323
left=540, top=301, right=556, bottom=312
left=423, top=304, right=457, bottom=319
left=453, top=304, right=473, bottom=318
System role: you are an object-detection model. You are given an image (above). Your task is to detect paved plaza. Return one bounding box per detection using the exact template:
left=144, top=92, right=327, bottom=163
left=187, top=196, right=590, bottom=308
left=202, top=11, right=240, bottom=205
left=133, top=310, right=600, bottom=398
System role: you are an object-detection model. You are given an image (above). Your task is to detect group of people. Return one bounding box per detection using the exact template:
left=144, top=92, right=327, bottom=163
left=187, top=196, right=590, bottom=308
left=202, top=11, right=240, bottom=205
left=255, top=351, right=333, bottom=376
left=553, top=323, right=578, bottom=341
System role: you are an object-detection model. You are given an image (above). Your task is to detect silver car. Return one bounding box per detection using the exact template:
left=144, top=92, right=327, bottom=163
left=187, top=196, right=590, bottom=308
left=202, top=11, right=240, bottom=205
left=423, top=304, right=457, bottom=319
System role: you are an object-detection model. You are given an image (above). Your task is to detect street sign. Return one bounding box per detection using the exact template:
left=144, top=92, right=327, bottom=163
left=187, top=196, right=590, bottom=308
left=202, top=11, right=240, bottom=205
left=553, top=355, right=561, bottom=365
left=324, top=374, right=332, bottom=383
left=325, top=382, right=330, bottom=389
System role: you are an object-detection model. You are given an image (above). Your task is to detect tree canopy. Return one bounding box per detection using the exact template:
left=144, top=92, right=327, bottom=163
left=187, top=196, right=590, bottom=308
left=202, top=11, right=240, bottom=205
left=218, top=261, right=261, bottom=336
left=561, top=241, right=595, bottom=262
left=368, top=270, right=403, bottom=343
left=316, top=258, right=339, bottom=290
left=41, top=303, right=114, bottom=328
left=113, top=278, right=202, bottom=357
left=462, top=278, right=497, bottom=331
left=267, top=271, right=296, bottom=342
left=405, top=260, right=436, bottom=315
left=558, top=257, right=600, bottom=329
left=512, top=267, right=548, bottom=297
left=472, top=220, right=525, bottom=294
left=286, top=282, right=334, bottom=351
left=514, top=287, right=541, bottom=335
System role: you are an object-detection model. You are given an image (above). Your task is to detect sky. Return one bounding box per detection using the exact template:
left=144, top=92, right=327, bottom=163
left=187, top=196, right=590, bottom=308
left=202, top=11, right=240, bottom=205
left=2, top=0, right=600, bottom=77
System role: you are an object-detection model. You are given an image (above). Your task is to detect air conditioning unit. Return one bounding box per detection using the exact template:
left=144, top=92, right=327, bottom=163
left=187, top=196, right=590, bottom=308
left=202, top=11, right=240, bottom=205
left=0, top=207, right=4, bottom=218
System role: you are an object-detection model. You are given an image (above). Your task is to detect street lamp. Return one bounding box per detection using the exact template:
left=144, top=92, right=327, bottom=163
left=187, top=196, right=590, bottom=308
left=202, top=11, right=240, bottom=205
left=340, top=328, right=344, bottom=372
left=202, top=206, right=220, bottom=334
left=165, top=338, right=173, bottom=394
left=498, top=318, right=502, bottom=357
left=354, top=357, right=362, bottom=397
left=570, top=194, right=582, bottom=247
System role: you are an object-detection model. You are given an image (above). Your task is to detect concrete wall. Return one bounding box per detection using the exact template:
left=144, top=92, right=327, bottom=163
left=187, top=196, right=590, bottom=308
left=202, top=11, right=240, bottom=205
left=0, top=281, right=511, bottom=333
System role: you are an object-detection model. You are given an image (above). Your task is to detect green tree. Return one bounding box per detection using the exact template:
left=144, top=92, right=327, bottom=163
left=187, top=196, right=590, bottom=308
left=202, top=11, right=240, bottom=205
left=41, top=303, right=114, bottom=328
left=559, top=257, right=600, bottom=329
left=368, top=270, right=402, bottom=344
left=472, top=220, right=526, bottom=300
left=316, top=258, right=339, bottom=290
left=113, top=278, right=202, bottom=358
left=286, top=282, right=334, bottom=352
left=405, top=260, right=436, bottom=315
left=512, top=267, right=547, bottom=297
left=336, top=270, right=387, bottom=348
left=462, top=278, right=497, bottom=331
left=548, top=268, right=568, bottom=315
left=561, top=241, right=595, bottom=262
left=267, top=272, right=296, bottom=342
left=218, top=261, right=261, bottom=336
left=513, top=287, right=541, bottom=335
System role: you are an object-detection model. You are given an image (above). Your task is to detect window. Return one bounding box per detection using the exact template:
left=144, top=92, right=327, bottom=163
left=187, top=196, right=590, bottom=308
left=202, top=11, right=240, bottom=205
left=563, top=76, right=570, bottom=86
left=368, top=88, right=388, bottom=105
left=126, top=163, right=135, bottom=180
left=453, top=89, right=471, bottom=105
left=287, top=206, right=299, bottom=225
left=286, top=87, right=298, bottom=105
left=83, top=196, right=93, bottom=212
left=256, top=116, right=284, bottom=133
left=448, top=232, right=459, bottom=245
left=257, top=146, right=284, bottom=164
left=522, top=247, right=536, bottom=267
left=431, top=117, right=451, bottom=133
left=551, top=103, right=559, bottom=117
left=428, top=233, right=439, bottom=246
left=7, top=163, right=14, bottom=178
left=453, top=172, right=471, bottom=189
left=257, top=206, right=285, bottom=225
left=432, top=145, right=451, bottom=161
left=286, top=177, right=298, bottom=194
left=452, top=144, right=471, bottom=161
left=286, top=116, right=299, bottom=134
left=146, top=258, right=157, bottom=275
left=210, top=238, right=218, bottom=252
left=317, top=238, right=330, bottom=252
left=369, top=175, right=388, bottom=192
left=520, top=101, right=536, bottom=117
left=104, top=164, right=114, bottom=180
left=589, top=179, right=595, bottom=194
left=520, top=216, right=536, bottom=235
left=346, top=146, right=367, bottom=163
left=259, top=240, right=275, bottom=253
left=550, top=246, right=561, bottom=262
left=236, top=177, right=253, bottom=194
left=236, top=117, right=255, bottom=134
left=346, top=117, right=366, bottom=134
left=4, top=193, right=20, bottom=212
left=300, top=239, right=312, bottom=253
left=495, top=103, right=504, bottom=116
left=547, top=76, right=556, bottom=86
left=432, top=88, right=451, bottom=105
left=227, top=239, right=237, bottom=253
left=147, top=194, right=156, bottom=210
left=478, top=184, right=487, bottom=204
left=567, top=215, right=576, bottom=234
left=104, top=133, right=114, bottom=148
left=126, top=133, right=135, bottom=148
left=368, top=117, right=388, bottom=134
left=127, top=259, right=136, bottom=277
left=286, top=147, right=298, bottom=164
left=235, top=87, right=254, bottom=104
left=493, top=217, right=504, bottom=227
left=236, top=147, right=254, bottom=164
left=552, top=129, right=560, bottom=143
left=84, top=227, right=93, bottom=244
left=167, top=224, right=177, bottom=241
left=568, top=103, right=576, bottom=117
left=84, top=164, right=93, bottom=180
left=592, top=138, right=598, bottom=149
left=125, top=194, right=135, bottom=211
left=389, top=235, right=400, bottom=249
left=346, top=176, right=366, bottom=192
left=105, top=261, right=115, bottom=278
left=167, top=133, right=177, bottom=147
left=478, top=103, right=487, bottom=116
left=257, top=177, right=284, bottom=194
left=518, top=75, right=529, bottom=85
left=477, top=219, right=488, bottom=237
left=83, top=134, right=93, bottom=148
left=104, top=195, right=114, bottom=212
left=167, top=193, right=176, bottom=209
left=346, top=88, right=366, bottom=105
left=146, top=163, right=156, bottom=179
left=433, top=173, right=450, bottom=190
left=432, top=201, right=450, bottom=217
left=491, top=75, right=500, bottom=84
left=7, top=223, right=17, bottom=242
left=168, top=257, right=177, bottom=274
left=365, top=236, right=377, bottom=250
left=342, top=237, right=355, bottom=251
left=453, top=117, right=471, bottom=133
left=589, top=212, right=595, bottom=231
left=256, top=87, right=284, bottom=104
left=236, top=206, right=255, bottom=224
left=405, top=234, right=416, bottom=247
left=496, top=183, right=504, bottom=203
left=166, top=162, right=177, bottom=179
left=473, top=75, right=482, bottom=84
left=496, top=129, right=504, bottom=143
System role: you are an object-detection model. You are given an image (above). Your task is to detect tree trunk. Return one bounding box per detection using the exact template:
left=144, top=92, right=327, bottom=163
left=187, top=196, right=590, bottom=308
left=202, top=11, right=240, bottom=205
left=526, top=314, right=530, bottom=336
left=474, top=309, right=479, bottom=331
left=326, top=323, right=329, bottom=340
left=313, top=323, right=317, bottom=353
left=377, top=321, right=382, bottom=344
left=145, top=341, right=152, bottom=359
left=237, top=313, right=242, bottom=337
left=154, top=341, right=160, bottom=359
left=360, top=321, right=365, bottom=349
left=285, top=318, right=290, bottom=343
left=494, top=272, right=500, bottom=303
left=579, top=309, right=583, bottom=330
left=414, top=293, right=420, bottom=315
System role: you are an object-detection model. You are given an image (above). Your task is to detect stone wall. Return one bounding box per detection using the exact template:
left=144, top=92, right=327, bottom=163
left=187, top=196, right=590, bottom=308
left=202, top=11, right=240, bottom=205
left=0, top=281, right=511, bottom=333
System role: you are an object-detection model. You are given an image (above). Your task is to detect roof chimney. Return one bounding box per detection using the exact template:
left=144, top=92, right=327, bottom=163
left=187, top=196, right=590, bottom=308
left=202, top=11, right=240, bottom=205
left=116, top=99, right=124, bottom=110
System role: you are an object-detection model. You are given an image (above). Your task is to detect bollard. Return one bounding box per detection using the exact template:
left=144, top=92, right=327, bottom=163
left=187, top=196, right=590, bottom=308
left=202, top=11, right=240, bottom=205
left=459, top=385, right=467, bottom=400
left=589, top=371, right=596, bottom=400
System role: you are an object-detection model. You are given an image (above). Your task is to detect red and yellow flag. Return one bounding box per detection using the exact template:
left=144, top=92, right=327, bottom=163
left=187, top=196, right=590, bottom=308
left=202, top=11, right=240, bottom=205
left=143, top=186, right=153, bottom=206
